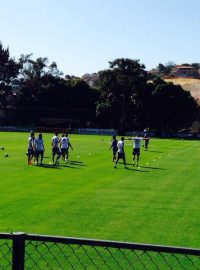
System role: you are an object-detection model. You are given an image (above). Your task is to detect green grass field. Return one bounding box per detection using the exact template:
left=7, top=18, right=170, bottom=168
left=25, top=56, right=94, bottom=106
left=0, top=132, right=200, bottom=249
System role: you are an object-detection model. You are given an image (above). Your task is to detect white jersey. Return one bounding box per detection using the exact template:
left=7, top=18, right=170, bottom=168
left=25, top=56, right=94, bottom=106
left=133, top=137, right=143, bottom=149
left=117, top=140, right=124, bottom=153
left=52, top=135, right=59, bottom=148
left=34, top=138, right=44, bottom=151
left=60, top=137, right=69, bottom=149
left=28, top=136, right=34, bottom=149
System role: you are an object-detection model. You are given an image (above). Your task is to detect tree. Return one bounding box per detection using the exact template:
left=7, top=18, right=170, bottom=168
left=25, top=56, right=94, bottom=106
left=95, top=58, right=148, bottom=131
left=0, top=42, right=20, bottom=110
left=157, top=63, right=167, bottom=74
left=150, top=80, right=197, bottom=132
left=16, top=54, right=63, bottom=107
left=191, top=63, right=200, bottom=70
left=18, top=54, right=63, bottom=80
left=157, top=62, right=176, bottom=76
left=16, top=55, right=99, bottom=126
left=13, top=54, right=64, bottom=124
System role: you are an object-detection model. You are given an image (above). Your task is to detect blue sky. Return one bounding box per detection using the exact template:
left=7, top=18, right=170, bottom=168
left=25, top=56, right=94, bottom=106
left=1, top=0, right=200, bottom=76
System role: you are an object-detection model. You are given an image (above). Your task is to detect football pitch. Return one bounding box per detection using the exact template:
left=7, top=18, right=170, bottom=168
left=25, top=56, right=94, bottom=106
left=0, top=132, right=200, bottom=249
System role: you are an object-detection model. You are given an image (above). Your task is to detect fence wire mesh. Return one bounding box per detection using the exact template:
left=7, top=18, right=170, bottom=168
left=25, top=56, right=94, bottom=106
left=0, top=239, right=12, bottom=270
left=1, top=233, right=200, bottom=270
left=24, top=239, right=200, bottom=270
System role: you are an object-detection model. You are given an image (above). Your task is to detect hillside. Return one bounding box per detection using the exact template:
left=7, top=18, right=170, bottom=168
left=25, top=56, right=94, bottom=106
left=165, top=78, right=200, bottom=100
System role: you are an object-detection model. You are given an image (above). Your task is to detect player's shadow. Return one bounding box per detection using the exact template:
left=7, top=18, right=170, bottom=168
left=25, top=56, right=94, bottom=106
left=133, top=168, right=149, bottom=172
left=67, top=160, right=87, bottom=166
left=59, top=160, right=87, bottom=169
left=115, top=166, right=149, bottom=172
left=140, top=165, right=166, bottom=170
left=60, top=164, right=81, bottom=169
left=34, top=164, right=61, bottom=169
left=69, top=160, right=83, bottom=163
left=118, top=162, right=149, bottom=172
left=148, top=151, right=164, bottom=153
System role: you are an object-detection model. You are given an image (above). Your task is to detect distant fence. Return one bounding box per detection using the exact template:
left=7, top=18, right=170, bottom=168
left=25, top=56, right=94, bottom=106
left=1, top=233, right=200, bottom=269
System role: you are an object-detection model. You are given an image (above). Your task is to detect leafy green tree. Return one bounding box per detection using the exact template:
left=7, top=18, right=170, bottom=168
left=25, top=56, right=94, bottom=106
left=157, top=62, right=175, bottom=75
left=150, top=80, right=197, bottom=132
left=0, top=42, right=20, bottom=109
left=16, top=55, right=99, bottom=126
left=191, top=63, right=200, bottom=70
left=16, top=54, right=63, bottom=107
left=14, top=54, right=63, bottom=124
left=96, top=58, right=148, bottom=131
left=157, top=63, right=167, bottom=74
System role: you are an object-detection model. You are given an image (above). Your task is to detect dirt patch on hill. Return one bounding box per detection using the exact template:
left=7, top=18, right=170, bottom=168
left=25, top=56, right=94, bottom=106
left=165, top=78, right=200, bottom=100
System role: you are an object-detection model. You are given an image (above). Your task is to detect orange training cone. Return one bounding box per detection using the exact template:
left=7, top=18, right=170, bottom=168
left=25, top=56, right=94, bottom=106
left=28, top=159, right=32, bottom=165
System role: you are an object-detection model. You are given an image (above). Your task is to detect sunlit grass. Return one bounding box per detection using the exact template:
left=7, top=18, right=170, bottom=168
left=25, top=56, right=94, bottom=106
left=0, top=132, right=200, bottom=248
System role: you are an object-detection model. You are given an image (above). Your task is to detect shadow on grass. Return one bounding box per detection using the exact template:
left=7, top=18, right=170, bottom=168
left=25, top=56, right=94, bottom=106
left=125, top=163, right=165, bottom=171
left=140, top=166, right=166, bottom=170
left=114, top=164, right=149, bottom=172
left=34, top=164, right=61, bottom=169
left=34, top=159, right=86, bottom=169
left=69, top=160, right=83, bottom=164
left=67, top=160, right=87, bottom=166
left=60, top=164, right=81, bottom=169
left=148, top=151, right=164, bottom=153
left=114, top=167, right=149, bottom=172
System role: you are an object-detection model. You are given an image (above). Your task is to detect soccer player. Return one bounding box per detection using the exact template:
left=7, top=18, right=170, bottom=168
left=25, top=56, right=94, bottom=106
left=60, top=133, right=73, bottom=161
left=143, top=134, right=150, bottom=151
left=132, top=134, right=144, bottom=166
left=114, top=137, right=126, bottom=168
left=34, top=133, right=45, bottom=165
left=27, top=131, right=35, bottom=164
left=52, top=132, right=61, bottom=165
left=109, top=135, right=118, bottom=162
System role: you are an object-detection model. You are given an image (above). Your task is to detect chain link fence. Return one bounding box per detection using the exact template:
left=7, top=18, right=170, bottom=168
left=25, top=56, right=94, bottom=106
left=0, top=233, right=200, bottom=269
left=0, top=235, right=12, bottom=270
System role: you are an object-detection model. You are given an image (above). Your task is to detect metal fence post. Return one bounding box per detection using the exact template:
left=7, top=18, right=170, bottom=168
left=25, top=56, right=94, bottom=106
left=12, top=232, right=25, bottom=270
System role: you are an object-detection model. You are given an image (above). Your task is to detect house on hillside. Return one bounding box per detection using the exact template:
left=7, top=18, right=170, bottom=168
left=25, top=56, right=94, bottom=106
left=171, top=65, right=199, bottom=78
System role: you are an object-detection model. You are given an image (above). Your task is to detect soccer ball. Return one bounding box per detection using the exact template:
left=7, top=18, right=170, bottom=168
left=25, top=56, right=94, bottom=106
left=1, top=146, right=4, bottom=150
left=4, top=153, right=8, bottom=157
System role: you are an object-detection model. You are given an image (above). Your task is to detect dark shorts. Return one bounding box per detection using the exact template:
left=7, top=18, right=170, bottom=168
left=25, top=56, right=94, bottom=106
left=112, top=148, right=117, bottom=155
left=117, top=152, right=125, bottom=159
left=133, top=148, right=140, bottom=156
left=61, top=148, right=68, bottom=154
left=52, top=147, right=61, bottom=156
left=35, top=150, right=44, bottom=157
left=28, top=149, right=35, bottom=156
left=145, top=140, right=149, bottom=146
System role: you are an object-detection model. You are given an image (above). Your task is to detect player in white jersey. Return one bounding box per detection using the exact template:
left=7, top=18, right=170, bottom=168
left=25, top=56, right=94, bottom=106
left=114, top=137, right=126, bottom=168
left=34, top=133, right=45, bottom=165
left=52, top=132, right=61, bottom=165
left=132, top=134, right=144, bottom=166
left=27, top=131, right=35, bottom=164
left=60, top=133, right=73, bottom=161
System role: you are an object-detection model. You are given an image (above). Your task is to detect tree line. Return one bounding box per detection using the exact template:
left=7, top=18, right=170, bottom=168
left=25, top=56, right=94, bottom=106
left=0, top=42, right=198, bottom=133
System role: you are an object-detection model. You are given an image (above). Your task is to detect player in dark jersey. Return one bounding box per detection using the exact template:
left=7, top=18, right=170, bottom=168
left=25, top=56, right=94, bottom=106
left=109, top=135, right=118, bottom=162
left=143, top=134, right=150, bottom=151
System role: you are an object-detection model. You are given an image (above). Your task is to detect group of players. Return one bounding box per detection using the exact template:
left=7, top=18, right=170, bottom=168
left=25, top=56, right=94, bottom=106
left=109, top=134, right=150, bottom=168
left=27, top=131, right=73, bottom=165
left=27, top=130, right=149, bottom=168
